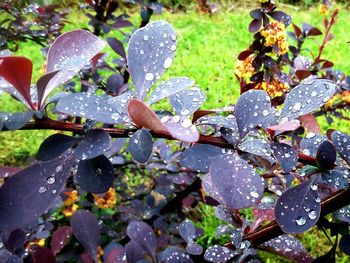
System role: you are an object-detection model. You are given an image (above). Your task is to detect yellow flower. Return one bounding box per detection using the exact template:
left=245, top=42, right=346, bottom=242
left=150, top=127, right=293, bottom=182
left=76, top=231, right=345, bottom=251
left=28, top=239, right=46, bottom=247
left=93, top=188, right=117, bottom=209
left=259, top=0, right=269, bottom=3
left=325, top=90, right=350, bottom=109
left=62, top=204, right=78, bottom=217
left=97, top=246, right=104, bottom=263
left=319, top=4, right=329, bottom=16
left=63, top=190, right=79, bottom=206
left=255, top=80, right=289, bottom=98
left=260, top=21, right=288, bottom=55
left=235, top=55, right=256, bottom=79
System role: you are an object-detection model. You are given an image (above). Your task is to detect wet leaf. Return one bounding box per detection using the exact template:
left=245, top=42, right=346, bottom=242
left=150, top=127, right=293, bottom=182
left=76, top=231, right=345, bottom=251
left=180, top=144, right=227, bottom=173
left=0, top=150, right=74, bottom=231
left=203, top=155, right=264, bottom=209
left=74, top=129, right=111, bottom=160
left=168, top=86, right=206, bottom=117
left=2, top=112, right=33, bottom=131
left=71, top=210, right=100, bottom=260
left=160, top=246, right=193, bottom=263
left=51, top=226, right=73, bottom=256
left=280, top=79, right=337, bottom=121
left=271, top=142, right=298, bottom=173
left=235, top=90, right=271, bottom=138
left=300, top=133, right=328, bottom=157
left=148, top=77, right=194, bottom=105
left=259, top=235, right=313, bottom=263
left=331, top=130, right=350, bottom=165
left=179, top=219, right=196, bottom=243
left=339, top=234, right=350, bottom=256
left=127, top=221, right=156, bottom=260
left=127, top=21, right=176, bottom=100
left=316, top=141, right=336, bottom=170
left=275, top=178, right=321, bottom=234
left=128, top=128, right=153, bottom=163
left=204, top=245, right=237, bottom=263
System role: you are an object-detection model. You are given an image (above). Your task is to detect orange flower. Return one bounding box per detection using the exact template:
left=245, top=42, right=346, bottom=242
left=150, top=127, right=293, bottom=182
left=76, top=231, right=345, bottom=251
left=260, top=21, right=288, bottom=55
left=255, top=80, right=289, bottom=98
left=93, top=188, right=117, bottom=209
left=97, top=246, right=104, bottom=263
left=235, top=55, right=256, bottom=79
left=62, top=204, right=78, bottom=217
left=63, top=190, right=79, bottom=206
left=325, top=90, right=350, bottom=109
left=319, top=4, right=329, bottom=16
left=27, top=239, right=45, bottom=247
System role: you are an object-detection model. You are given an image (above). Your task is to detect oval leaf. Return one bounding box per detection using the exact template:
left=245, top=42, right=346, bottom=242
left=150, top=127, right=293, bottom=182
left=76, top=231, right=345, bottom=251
left=127, top=20, right=176, bottom=100
left=71, top=210, right=100, bottom=260
left=128, top=128, right=154, bottom=163
left=0, top=150, right=74, bottom=231
left=271, top=142, right=298, bottom=173
left=331, top=130, right=350, bottom=165
left=76, top=155, right=114, bottom=194
left=203, top=156, right=264, bottom=209
left=51, top=226, right=73, bottom=256
left=275, top=178, right=321, bottom=234
left=37, top=134, right=78, bottom=161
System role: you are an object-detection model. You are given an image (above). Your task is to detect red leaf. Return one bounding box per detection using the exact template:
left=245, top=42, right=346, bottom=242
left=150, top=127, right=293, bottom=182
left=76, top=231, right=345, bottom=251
left=51, top=226, right=73, bottom=256
left=0, top=56, right=34, bottom=109
left=293, top=23, right=302, bottom=38
left=128, top=99, right=167, bottom=133
left=296, top=70, right=312, bottom=80
left=267, top=120, right=300, bottom=137
left=299, top=113, right=320, bottom=134
left=31, top=245, right=56, bottom=263
left=238, top=50, right=252, bottom=61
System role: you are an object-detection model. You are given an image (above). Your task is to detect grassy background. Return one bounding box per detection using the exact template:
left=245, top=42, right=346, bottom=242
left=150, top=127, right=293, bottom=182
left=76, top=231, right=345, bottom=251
left=1, top=3, right=350, bottom=262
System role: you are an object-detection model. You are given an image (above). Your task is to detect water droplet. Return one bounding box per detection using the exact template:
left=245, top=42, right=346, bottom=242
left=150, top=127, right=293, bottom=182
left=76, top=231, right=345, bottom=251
left=39, top=186, right=47, bottom=193
left=96, top=168, right=102, bottom=175
left=163, top=57, right=173, bottom=69
left=181, top=118, right=192, bottom=128
left=55, top=165, right=63, bottom=173
left=143, top=35, right=149, bottom=41
left=293, top=102, right=302, bottom=112
left=308, top=210, right=317, bottom=220
left=310, top=184, right=318, bottom=190
left=47, top=177, right=55, bottom=185
left=296, top=216, right=306, bottom=226
left=173, top=115, right=181, bottom=123
left=250, top=190, right=259, bottom=198
left=145, top=72, right=154, bottom=81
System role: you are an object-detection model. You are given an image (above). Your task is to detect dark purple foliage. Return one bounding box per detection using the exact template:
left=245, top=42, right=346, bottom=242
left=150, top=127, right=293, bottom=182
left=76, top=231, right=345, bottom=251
left=331, top=130, right=350, bottom=165
left=71, top=210, right=100, bottom=260
left=127, top=20, right=176, bottom=100
left=127, top=128, right=154, bottom=163
left=76, top=155, right=114, bottom=194
left=203, top=155, right=264, bottom=209
left=275, top=178, right=321, bottom=234
left=316, top=141, right=336, bottom=170
left=235, top=90, right=271, bottom=137
left=271, top=142, right=298, bottom=173
left=204, top=245, right=237, bottom=263
left=50, top=226, right=72, bottom=256
left=339, top=234, right=350, bottom=256
left=74, top=129, right=111, bottom=160
left=37, top=134, right=78, bottom=161
left=0, top=149, right=74, bottom=231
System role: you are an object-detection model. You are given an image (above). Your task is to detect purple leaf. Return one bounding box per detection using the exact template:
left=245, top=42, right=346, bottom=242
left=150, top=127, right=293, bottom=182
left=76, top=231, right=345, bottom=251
left=125, top=240, right=146, bottom=263
left=0, top=56, right=34, bottom=109
left=0, top=149, right=74, bottom=231
left=36, top=70, right=60, bottom=108
left=334, top=205, right=350, bottom=223
left=107, top=37, right=126, bottom=59
left=2, top=112, right=33, bottom=131
left=331, top=130, right=350, bottom=165
left=275, top=178, right=321, bottom=234
left=300, top=133, right=328, bottom=157
left=57, top=92, right=132, bottom=124
left=271, top=142, right=298, bottom=173
left=160, top=246, right=193, bottom=263
left=339, top=234, right=350, bottom=256
left=196, top=115, right=238, bottom=131
left=44, top=30, right=105, bottom=104
left=127, top=221, right=156, bottom=260
left=179, top=219, right=196, bottom=243
left=204, top=245, right=237, bottom=263
left=148, top=77, right=194, bottom=105
left=203, top=155, right=264, bottom=209
left=235, top=90, right=271, bottom=138
left=186, top=243, right=203, bottom=255
left=316, top=141, right=336, bottom=170
left=3, top=228, right=26, bottom=253
left=259, top=235, right=313, bottom=263
left=321, top=167, right=349, bottom=190
left=128, top=128, right=154, bottom=163
left=180, top=144, right=227, bottom=173
left=37, top=134, right=78, bottom=161
left=74, top=129, right=111, bottom=160
left=280, top=79, right=338, bottom=121
left=168, top=86, right=206, bottom=117
left=51, top=226, right=73, bottom=256
left=106, top=73, right=124, bottom=95
left=249, top=19, right=262, bottom=33
left=161, top=115, right=199, bottom=143
left=238, top=135, right=272, bottom=157
left=127, top=21, right=176, bottom=100
left=71, top=210, right=100, bottom=260
left=76, top=155, right=114, bottom=194
left=31, top=245, right=56, bottom=263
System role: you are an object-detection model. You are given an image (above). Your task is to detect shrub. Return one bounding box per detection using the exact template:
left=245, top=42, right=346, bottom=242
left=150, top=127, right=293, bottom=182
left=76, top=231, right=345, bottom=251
left=0, top=0, right=349, bottom=262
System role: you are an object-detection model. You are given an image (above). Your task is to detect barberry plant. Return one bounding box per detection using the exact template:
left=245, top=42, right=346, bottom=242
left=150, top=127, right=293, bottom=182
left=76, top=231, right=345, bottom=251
left=0, top=2, right=350, bottom=263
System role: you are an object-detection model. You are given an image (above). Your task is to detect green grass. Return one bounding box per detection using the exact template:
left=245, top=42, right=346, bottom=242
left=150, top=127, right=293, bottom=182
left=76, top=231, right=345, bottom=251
left=1, top=4, right=350, bottom=262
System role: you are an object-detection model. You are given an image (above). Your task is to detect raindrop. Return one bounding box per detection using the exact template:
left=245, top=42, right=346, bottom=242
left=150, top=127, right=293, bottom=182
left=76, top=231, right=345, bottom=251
left=55, top=165, right=63, bottom=173
left=163, top=57, right=173, bottom=69
left=308, top=210, right=317, bottom=220
left=39, top=186, right=47, bottom=193
left=295, top=216, right=306, bottom=226
left=250, top=191, right=259, bottom=198
left=145, top=73, right=154, bottom=81
left=47, top=177, right=55, bottom=185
